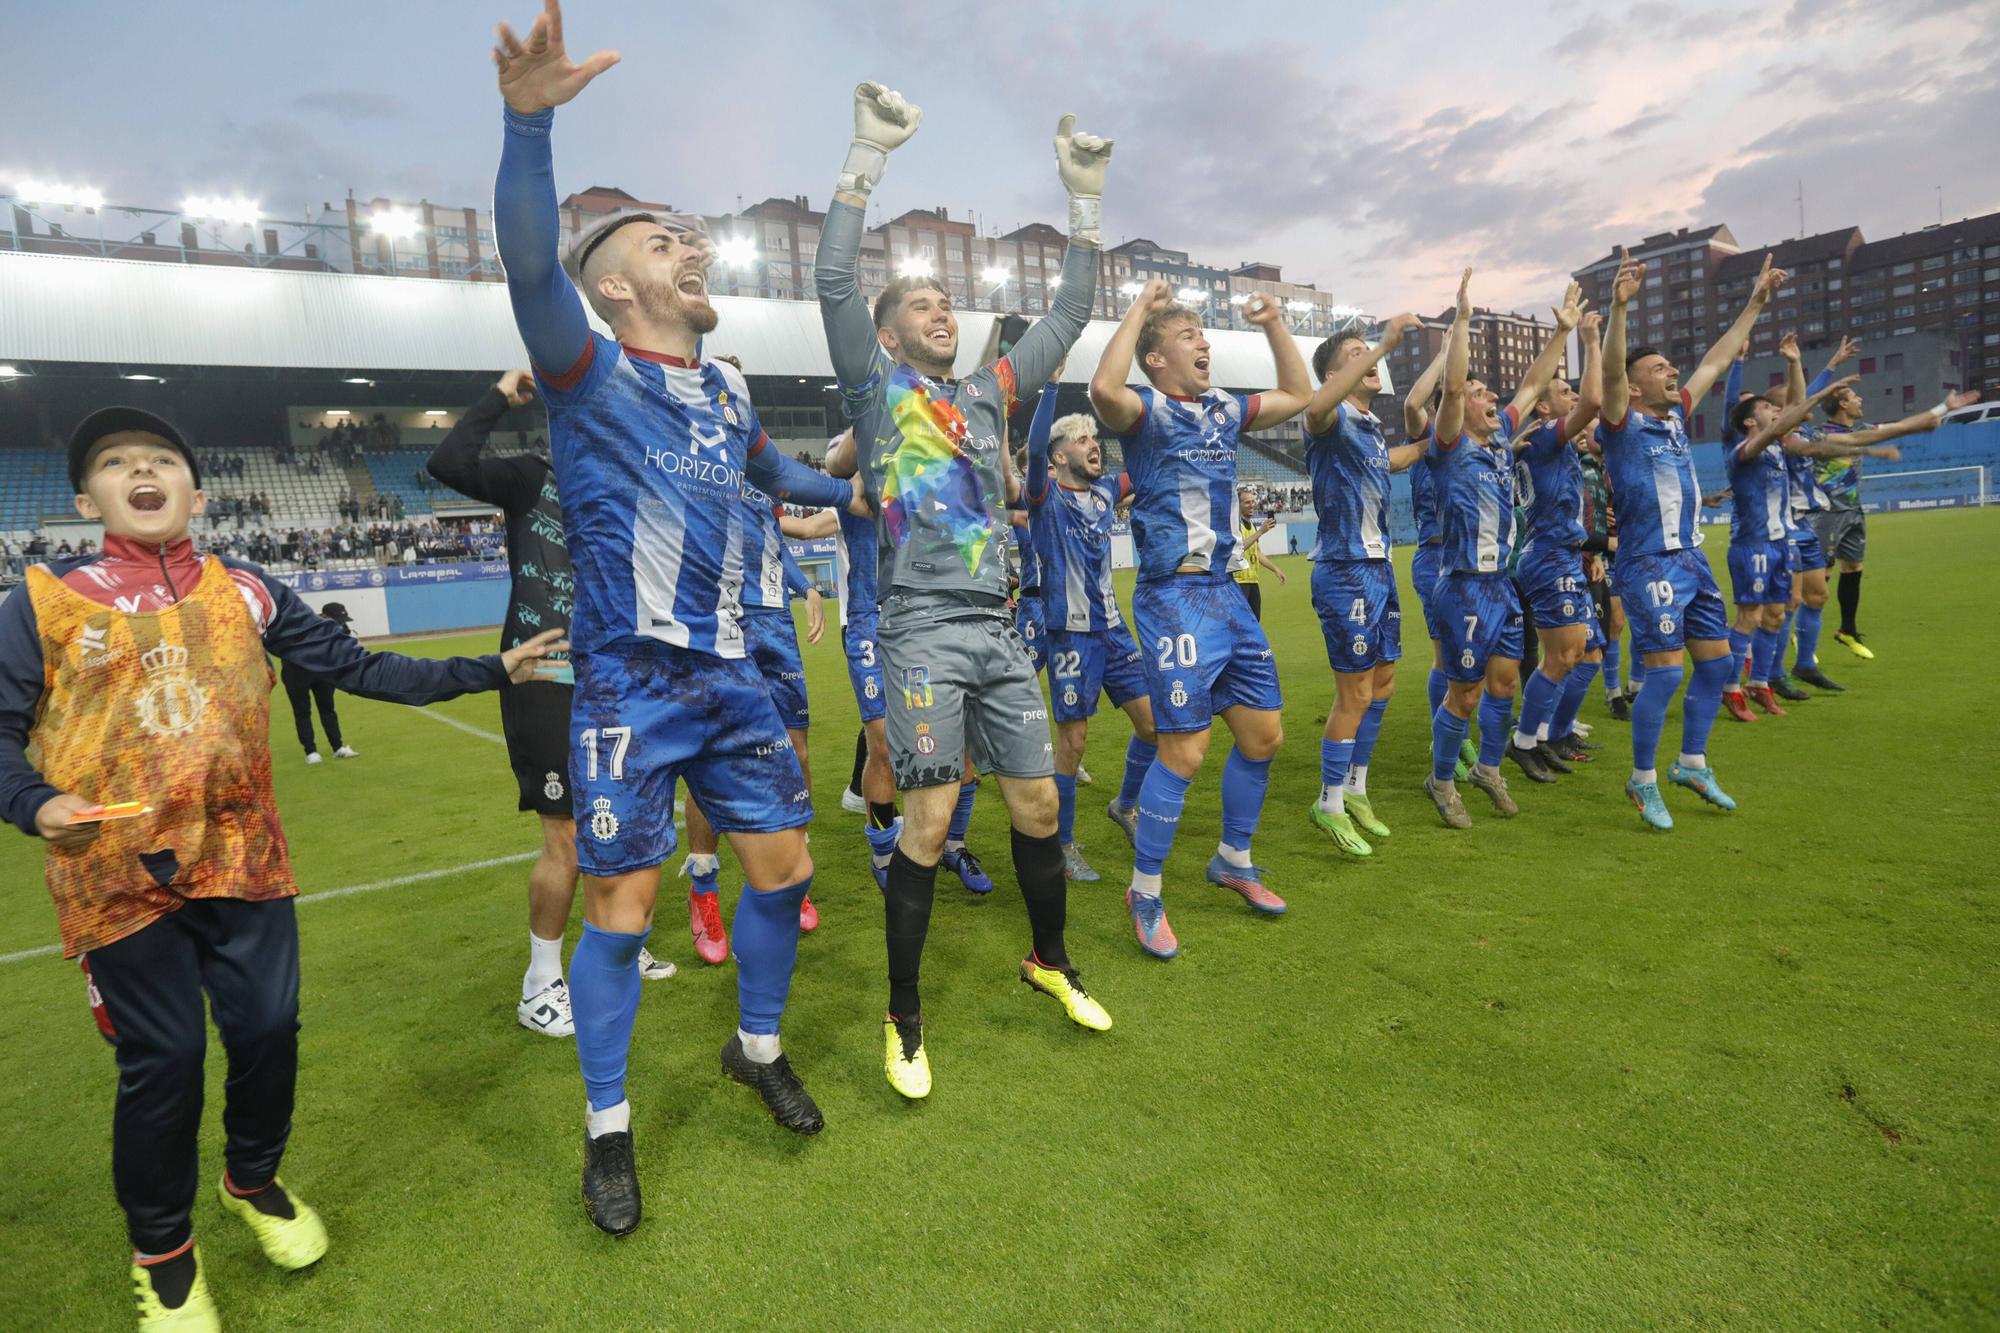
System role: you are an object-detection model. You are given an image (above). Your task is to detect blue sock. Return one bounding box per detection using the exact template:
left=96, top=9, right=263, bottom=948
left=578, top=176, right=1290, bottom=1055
left=1629, top=634, right=1648, bottom=690
left=1430, top=705, right=1470, bottom=782
left=570, top=920, right=648, bottom=1111
left=1796, top=605, right=1823, bottom=670
left=1681, top=654, right=1735, bottom=762
left=1630, top=663, right=1683, bottom=773
left=1132, top=760, right=1191, bottom=875
left=1054, top=772, right=1078, bottom=843
left=1728, top=627, right=1751, bottom=683
left=1352, top=698, right=1389, bottom=770
left=732, top=879, right=809, bottom=1036
left=1750, top=626, right=1780, bottom=685
left=947, top=780, right=977, bottom=844
left=1516, top=669, right=1563, bottom=743
left=1603, top=639, right=1622, bottom=696
left=1427, top=666, right=1448, bottom=718
left=1778, top=605, right=1797, bottom=675
left=1319, top=737, right=1353, bottom=794
left=1477, top=692, right=1512, bottom=767
left=1553, top=660, right=1600, bottom=738
left=1219, top=748, right=1272, bottom=852
left=1118, top=738, right=1155, bottom=809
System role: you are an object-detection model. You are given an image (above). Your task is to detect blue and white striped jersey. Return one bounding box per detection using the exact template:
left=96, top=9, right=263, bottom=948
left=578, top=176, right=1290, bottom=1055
left=832, top=503, right=879, bottom=630
left=1514, top=415, right=1587, bottom=553
left=1304, top=403, right=1392, bottom=562
left=1426, top=418, right=1517, bottom=574
left=736, top=481, right=790, bottom=612
left=1408, top=438, right=1441, bottom=546
left=1787, top=445, right=1831, bottom=515
left=1033, top=476, right=1129, bottom=633
left=1597, top=395, right=1701, bottom=558
left=1113, top=386, right=1260, bottom=581
left=1728, top=439, right=1794, bottom=543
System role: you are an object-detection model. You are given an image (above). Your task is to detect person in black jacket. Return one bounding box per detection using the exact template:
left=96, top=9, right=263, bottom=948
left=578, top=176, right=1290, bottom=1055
left=280, top=602, right=358, bottom=764
left=427, top=371, right=674, bottom=1041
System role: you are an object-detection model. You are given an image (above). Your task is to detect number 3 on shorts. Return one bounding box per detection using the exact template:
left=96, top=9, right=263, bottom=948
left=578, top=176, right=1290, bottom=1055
left=1155, top=634, right=1197, bottom=669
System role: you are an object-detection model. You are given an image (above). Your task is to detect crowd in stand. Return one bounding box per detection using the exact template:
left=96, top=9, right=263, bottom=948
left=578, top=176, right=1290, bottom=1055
left=199, top=517, right=502, bottom=571
left=337, top=489, right=406, bottom=523
left=206, top=494, right=272, bottom=528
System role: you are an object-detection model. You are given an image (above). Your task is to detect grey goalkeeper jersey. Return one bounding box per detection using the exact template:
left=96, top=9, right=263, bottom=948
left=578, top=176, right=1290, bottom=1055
left=815, top=199, right=1097, bottom=614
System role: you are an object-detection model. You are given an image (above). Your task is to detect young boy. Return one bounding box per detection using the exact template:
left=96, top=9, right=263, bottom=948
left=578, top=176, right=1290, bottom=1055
left=0, top=407, right=565, bottom=1329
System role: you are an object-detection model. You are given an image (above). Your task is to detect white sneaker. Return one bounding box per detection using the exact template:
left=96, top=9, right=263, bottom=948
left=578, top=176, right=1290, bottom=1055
left=1570, top=720, right=1593, bottom=738
left=304, top=752, right=323, bottom=765
left=517, top=978, right=575, bottom=1036
left=637, top=947, right=677, bottom=981
left=1076, top=764, right=1094, bottom=787
left=333, top=745, right=358, bottom=759
left=839, top=786, right=868, bottom=814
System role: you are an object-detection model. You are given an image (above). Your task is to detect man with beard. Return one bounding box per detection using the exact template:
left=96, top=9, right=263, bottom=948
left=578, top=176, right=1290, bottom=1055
left=491, top=0, right=861, bottom=1234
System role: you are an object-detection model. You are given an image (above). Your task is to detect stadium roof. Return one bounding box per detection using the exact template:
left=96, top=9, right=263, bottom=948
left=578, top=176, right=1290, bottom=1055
left=0, top=251, right=1342, bottom=390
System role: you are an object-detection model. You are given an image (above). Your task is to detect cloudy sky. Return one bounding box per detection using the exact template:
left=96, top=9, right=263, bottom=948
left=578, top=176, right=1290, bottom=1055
left=10, top=0, right=1998, bottom=317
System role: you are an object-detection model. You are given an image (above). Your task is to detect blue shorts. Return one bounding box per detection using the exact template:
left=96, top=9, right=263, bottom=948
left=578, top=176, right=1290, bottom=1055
left=1015, top=593, right=1047, bottom=673
left=1727, top=538, right=1792, bottom=606
left=1789, top=524, right=1827, bottom=573
left=1614, top=547, right=1730, bottom=655
left=1046, top=619, right=1149, bottom=723
left=1515, top=543, right=1598, bottom=630
left=843, top=615, right=886, bottom=724
left=1410, top=543, right=1443, bottom=641
left=743, top=610, right=808, bottom=731
left=1311, top=558, right=1403, bottom=673
left=1132, top=575, right=1283, bottom=733
left=570, top=646, right=810, bottom=878
left=1433, top=573, right=1524, bottom=682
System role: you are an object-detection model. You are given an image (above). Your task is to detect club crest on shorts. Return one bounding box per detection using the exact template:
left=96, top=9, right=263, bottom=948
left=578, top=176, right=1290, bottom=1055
left=589, top=796, right=620, bottom=843
left=1062, top=686, right=1078, bottom=706
left=914, top=722, right=937, bottom=755
left=864, top=675, right=879, bottom=700
left=1351, top=636, right=1368, bottom=658
left=902, top=665, right=932, bottom=709
left=1169, top=679, right=1189, bottom=709
left=543, top=771, right=565, bottom=802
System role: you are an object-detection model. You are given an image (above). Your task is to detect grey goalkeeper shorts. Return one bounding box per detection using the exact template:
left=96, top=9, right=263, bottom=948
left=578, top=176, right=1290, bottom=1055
left=877, top=590, right=1055, bottom=790
left=1808, top=507, right=1865, bottom=564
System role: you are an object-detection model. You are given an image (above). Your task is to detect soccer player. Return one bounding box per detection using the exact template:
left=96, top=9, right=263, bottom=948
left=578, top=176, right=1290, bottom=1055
left=1400, top=342, right=1474, bottom=778
left=1723, top=371, right=1866, bottom=716
left=1597, top=248, right=1787, bottom=829
left=816, top=82, right=1115, bottom=1100
left=1297, top=311, right=1424, bottom=855
left=1022, top=381, right=1159, bottom=883
left=1231, top=491, right=1286, bottom=620
left=1091, top=277, right=1312, bottom=956
left=1811, top=380, right=1978, bottom=657
left=427, top=369, right=673, bottom=1038
left=278, top=603, right=358, bottom=764
left=0, top=406, right=565, bottom=1327
left=679, top=472, right=829, bottom=961
left=492, top=2, right=864, bottom=1233
left=1578, top=446, right=1629, bottom=718
left=1418, top=271, right=1577, bottom=827
left=1507, top=306, right=1606, bottom=776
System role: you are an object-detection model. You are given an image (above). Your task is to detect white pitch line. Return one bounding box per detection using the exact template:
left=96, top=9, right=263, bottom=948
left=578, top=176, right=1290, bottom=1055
left=0, top=851, right=538, bottom=967
left=405, top=705, right=507, bottom=745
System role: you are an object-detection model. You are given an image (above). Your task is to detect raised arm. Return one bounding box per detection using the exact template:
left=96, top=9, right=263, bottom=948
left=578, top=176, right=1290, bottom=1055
left=1564, top=310, right=1604, bottom=441
left=1506, top=281, right=1587, bottom=421
left=1306, top=312, right=1420, bottom=436
left=815, top=82, right=921, bottom=392
left=1242, top=294, right=1313, bottom=430
left=1739, top=375, right=1860, bottom=460
left=781, top=509, right=840, bottom=540
left=1091, top=278, right=1169, bottom=434
left=1808, top=335, right=1859, bottom=399
left=427, top=372, right=537, bottom=506
left=1403, top=339, right=1448, bottom=440
left=1600, top=249, right=1642, bottom=426
left=1434, top=268, right=1474, bottom=446
left=1686, top=253, right=1785, bottom=405
left=1003, top=116, right=1112, bottom=393
left=1023, top=380, right=1061, bottom=505
left=1810, top=390, right=1979, bottom=449
left=1778, top=333, right=1807, bottom=410
left=745, top=440, right=855, bottom=511
left=491, top=1, right=620, bottom=378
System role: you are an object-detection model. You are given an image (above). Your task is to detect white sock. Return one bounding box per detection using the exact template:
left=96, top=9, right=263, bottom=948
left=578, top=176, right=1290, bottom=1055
left=683, top=852, right=720, bottom=878
left=1678, top=752, right=1706, bottom=769
left=1129, top=870, right=1163, bottom=897
left=1473, top=762, right=1501, bottom=780
left=871, top=849, right=894, bottom=869
left=1345, top=765, right=1368, bottom=796
left=1631, top=767, right=1658, bottom=785
left=1216, top=841, right=1252, bottom=868
left=1512, top=728, right=1537, bottom=749
left=1536, top=721, right=1551, bottom=741
left=943, top=838, right=964, bottom=855
left=523, top=931, right=563, bottom=1000
left=586, top=1099, right=631, bottom=1138
left=1571, top=720, right=1593, bottom=737
left=737, top=1029, right=781, bottom=1063
left=1317, top=784, right=1345, bottom=814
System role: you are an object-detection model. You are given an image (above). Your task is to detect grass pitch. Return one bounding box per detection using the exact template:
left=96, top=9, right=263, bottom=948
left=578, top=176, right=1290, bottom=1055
left=1, top=509, right=1996, bottom=1330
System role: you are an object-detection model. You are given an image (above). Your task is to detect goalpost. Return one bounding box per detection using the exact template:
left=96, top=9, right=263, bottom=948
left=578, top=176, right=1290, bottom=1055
left=1858, top=465, right=1991, bottom=511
